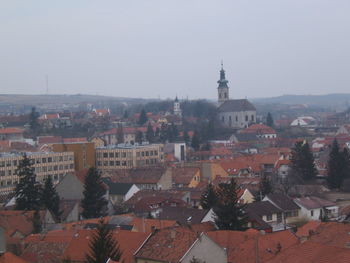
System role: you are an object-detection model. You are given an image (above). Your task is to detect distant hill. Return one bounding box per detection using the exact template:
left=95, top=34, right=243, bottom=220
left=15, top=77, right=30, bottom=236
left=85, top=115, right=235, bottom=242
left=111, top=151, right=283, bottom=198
left=251, top=94, right=350, bottom=108
left=0, top=94, right=156, bottom=106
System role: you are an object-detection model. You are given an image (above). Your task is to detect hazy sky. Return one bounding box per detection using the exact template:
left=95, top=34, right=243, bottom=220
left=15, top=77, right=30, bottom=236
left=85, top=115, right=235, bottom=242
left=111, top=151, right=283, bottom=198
left=1, top=1, right=350, bottom=100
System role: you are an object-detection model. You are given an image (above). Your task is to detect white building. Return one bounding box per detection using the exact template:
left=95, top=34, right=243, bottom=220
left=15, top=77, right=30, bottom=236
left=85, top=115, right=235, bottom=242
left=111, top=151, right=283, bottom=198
left=294, top=196, right=339, bottom=220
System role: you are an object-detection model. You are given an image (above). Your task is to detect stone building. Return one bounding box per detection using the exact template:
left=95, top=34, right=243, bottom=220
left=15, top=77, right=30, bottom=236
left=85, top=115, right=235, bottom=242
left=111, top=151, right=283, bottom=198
left=216, top=64, right=256, bottom=129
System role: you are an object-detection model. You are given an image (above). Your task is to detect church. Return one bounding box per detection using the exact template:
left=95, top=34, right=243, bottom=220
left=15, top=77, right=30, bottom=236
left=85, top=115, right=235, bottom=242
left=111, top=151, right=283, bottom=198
left=216, top=64, right=256, bottom=129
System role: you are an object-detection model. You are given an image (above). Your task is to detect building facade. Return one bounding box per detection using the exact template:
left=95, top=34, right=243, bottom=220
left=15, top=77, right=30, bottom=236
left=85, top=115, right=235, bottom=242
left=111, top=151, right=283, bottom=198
left=96, top=143, right=164, bottom=170
left=52, top=142, right=95, bottom=171
left=0, top=151, right=75, bottom=194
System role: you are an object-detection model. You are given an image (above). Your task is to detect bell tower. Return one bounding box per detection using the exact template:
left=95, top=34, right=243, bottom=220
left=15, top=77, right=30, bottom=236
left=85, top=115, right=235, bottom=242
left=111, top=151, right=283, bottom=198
left=217, top=62, right=229, bottom=106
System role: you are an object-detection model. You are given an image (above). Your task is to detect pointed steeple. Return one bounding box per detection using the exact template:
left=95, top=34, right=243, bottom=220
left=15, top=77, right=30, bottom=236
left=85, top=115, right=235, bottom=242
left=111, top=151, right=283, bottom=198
left=217, top=62, right=230, bottom=105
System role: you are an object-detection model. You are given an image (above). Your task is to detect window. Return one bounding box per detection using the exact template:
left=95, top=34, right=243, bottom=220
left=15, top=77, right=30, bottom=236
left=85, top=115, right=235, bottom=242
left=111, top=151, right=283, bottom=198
left=245, top=115, right=248, bottom=122
left=109, top=152, right=114, bottom=158
left=122, top=152, right=126, bottom=158
left=224, top=92, right=227, bottom=98
left=235, top=116, right=238, bottom=122
left=146, top=151, right=149, bottom=156
left=109, top=161, right=115, bottom=166
left=48, top=157, right=52, bottom=163
left=266, top=214, right=272, bottom=221
left=311, top=210, right=314, bottom=216
left=251, top=115, right=254, bottom=121
left=103, top=153, right=108, bottom=158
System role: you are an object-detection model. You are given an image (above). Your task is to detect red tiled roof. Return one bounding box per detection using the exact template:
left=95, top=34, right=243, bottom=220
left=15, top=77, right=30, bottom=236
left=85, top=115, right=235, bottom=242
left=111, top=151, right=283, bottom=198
left=265, top=241, right=350, bottom=263
left=134, top=226, right=199, bottom=262
left=240, top=124, right=276, bottom=135
left=62, top=137, right=87, bottom=143
left=0, top=252, right=28, bottom=263
left=295, top=220, right=321, bottom=238
left=0, top=128, right=24, bottom=134
left=172, top=167, right=200, bottom=185
left=37, top=136, right=62, bottom=145
left=131, top=217, right=177, bottom=233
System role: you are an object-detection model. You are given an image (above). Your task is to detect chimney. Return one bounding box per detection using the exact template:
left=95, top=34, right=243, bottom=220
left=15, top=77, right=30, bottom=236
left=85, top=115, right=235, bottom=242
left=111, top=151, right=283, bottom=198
left=170, top=229, right=176, bottom=239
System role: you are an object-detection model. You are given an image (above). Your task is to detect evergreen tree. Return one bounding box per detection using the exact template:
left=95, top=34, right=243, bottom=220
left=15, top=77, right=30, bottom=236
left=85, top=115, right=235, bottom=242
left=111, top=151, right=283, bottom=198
left=15, top=154, right=42, bottom=210
left=266, top=112, right=274, bottom=127
left=290, top=141, right=317, bottom=182
left=29, top=107, right=40, bottom=135
left=32, top=209, right=42, bottom=234
left=81, top=168, right=108, bottom=219
left=191, top=130, right=200, bottom=151
left=42, top=176, right=61, bottom=221
left=171, top=123, right=179, bottom=141
left=138, top=109, right=148, bottom=125
left=123, top=110, right=128, bottom=119
left=256, top=175, right=273, bottom=201
left=327, top=139, right=347, bottom=189
left=85, top=219, right=122, bottom=263
left=146, top=123, right=154, bottom=143
left=213, top=178, right=248, bottom=230
left=200, top=183, right=217, bottom=209
left=135, top=130, right=143, bottom=145
left=183, top=129, right=190, bottom=145
left=342, top=147, right=350, bottom=179
left=116, top=124, right=124, bottom=144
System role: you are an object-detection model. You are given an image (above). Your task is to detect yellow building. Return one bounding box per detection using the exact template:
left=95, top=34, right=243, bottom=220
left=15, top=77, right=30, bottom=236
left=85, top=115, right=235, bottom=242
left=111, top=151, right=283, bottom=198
left=0, top=151, right=75, bottom=194
left=52, top=142, right=95, bottom=171
left=96, top=143, right=164, bottom=170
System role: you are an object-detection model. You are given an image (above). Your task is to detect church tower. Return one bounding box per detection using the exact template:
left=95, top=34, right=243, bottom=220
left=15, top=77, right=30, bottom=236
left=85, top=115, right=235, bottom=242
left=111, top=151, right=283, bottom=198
left=174, top=96, right=182, bottom=117
left=217, top=62, right=229, bottom=106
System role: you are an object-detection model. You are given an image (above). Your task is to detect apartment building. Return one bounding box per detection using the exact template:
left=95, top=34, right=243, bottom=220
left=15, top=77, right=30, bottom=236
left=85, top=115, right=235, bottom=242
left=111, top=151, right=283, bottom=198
left=96, top=143, right=164, bottom=170
left=0, top=151, right=75, bottom=194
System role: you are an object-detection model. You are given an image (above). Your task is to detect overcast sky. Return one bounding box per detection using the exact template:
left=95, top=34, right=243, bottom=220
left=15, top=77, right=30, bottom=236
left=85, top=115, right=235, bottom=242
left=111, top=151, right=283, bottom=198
left=1, top=1, right=350, bottom=100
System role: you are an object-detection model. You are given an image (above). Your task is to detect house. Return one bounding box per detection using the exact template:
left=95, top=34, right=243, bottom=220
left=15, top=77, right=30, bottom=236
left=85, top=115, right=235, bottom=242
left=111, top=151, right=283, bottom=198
left=106, top=167, right=172, bottom=190
left=55, top=172, right=85, bottom=200
left=102, top=179, right=140, bottom=203
left=172, top=167, right=201, bottom=188
left=239, top=124, right=277, bottom=139
left=263, top=194, right=301, bottom=225
left=246, top=201, right=284, bottom=232
left=158, top=206, right=215, bottom=225
left=293, top=196, right=338, bottom=220
left=134, top=226, right=227, bottom=263
left=0, top=128, right=24, bottom=141
left=207, top=229, right=299, bottom=263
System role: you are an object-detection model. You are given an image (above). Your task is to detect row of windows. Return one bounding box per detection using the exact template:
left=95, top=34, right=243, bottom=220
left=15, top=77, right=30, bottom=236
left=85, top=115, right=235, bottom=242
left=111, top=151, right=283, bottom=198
left=0, top=174, right=64, bottom=187
left=97, top=150, right=159, bottom=159
left=0, top=164, right=74, bottom=176
left=221, top=114, right=255, bottom=123
left=0, top=155, right=73, bottom=167
left=97, top=160, right=132, bottom=167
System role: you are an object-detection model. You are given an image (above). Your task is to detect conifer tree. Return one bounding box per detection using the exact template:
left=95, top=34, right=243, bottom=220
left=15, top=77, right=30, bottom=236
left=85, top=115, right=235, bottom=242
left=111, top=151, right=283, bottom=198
left=213, top=178, right=248, bottom=230
left=138, top=109, right=147, bottom=125
left=32, top=209, right=42, bottom=234
left=15, top=153, right=42, bottom=210
left=85, top=219, right=122, bottom=263
left=146, top=123, right=154, bottom=143
left=266, top=112, right=274, bottom=127
left=42, top=176, right=61, bottom=221
left=135, top=130, right=143, bottom=145
left=256, top=174, right=273, bottom=201
left=116, top=124, right=124, bottom=144
left=327, top=139, right=347, bottom=189
left=200, top=183, right=217, bottom=209
left=29, top=107, right=40, bottom=135
left=290, top=141, right=317, bottom=182
left=81, top=167, right=108, bottom=219
left=183, top=129, right=190, bottom=145
left=191, top=130, right=200, bottom=151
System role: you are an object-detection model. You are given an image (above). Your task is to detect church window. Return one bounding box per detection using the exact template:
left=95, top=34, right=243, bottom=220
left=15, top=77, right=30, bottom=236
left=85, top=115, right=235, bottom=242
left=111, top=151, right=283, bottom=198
left=235, top=116, right=238, bottom=121
left=251, top=115, right=254, bottom=121
left=245, top=115, right=248, bottom=121
left=229, top=116, right=232, bottom=121
left=224, top=93, right=227, bottom=98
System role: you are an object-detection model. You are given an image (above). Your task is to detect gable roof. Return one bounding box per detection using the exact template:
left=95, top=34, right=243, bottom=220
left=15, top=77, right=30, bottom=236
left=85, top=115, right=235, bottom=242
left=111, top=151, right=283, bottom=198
left=246, top=201, right=282, bottom=216
left=102, top=179, right=135, bottom=195
left=294, top=196, right=336, bottom=210
left=134, top=226, right=199, bottom=262
left=265, top=194, right=300, bottom=211
left=158, top=207, right=210, bottom=225
left=218, top=99, right=256, bottom=113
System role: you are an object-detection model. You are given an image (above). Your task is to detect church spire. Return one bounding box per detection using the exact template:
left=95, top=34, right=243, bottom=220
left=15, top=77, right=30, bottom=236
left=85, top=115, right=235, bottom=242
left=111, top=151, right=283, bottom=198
left=217, top=62, right=230, bottom=105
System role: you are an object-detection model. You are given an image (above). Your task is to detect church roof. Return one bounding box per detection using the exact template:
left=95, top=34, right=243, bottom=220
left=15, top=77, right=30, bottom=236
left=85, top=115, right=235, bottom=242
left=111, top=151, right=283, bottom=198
left=218, top=99, right=256, bottom=113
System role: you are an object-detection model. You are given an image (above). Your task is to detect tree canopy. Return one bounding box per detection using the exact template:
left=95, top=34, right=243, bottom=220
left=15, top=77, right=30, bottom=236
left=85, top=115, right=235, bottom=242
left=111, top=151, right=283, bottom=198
left=85, top=219, right=122, bottom=263
left=81, top=167, right=108, bottom=219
